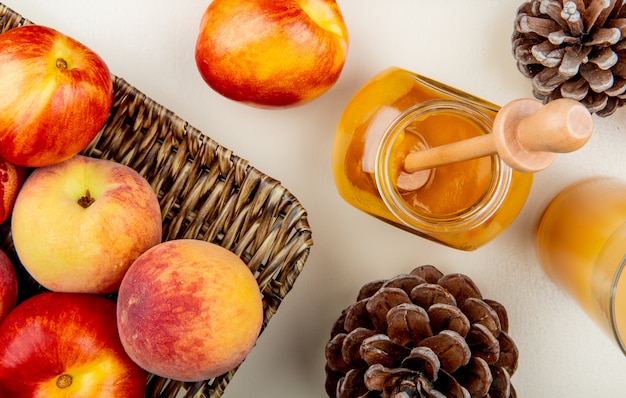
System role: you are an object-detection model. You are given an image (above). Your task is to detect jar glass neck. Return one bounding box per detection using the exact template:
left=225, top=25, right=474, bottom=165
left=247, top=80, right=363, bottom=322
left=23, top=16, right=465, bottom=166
left=375, top=99, right=512, bottom=233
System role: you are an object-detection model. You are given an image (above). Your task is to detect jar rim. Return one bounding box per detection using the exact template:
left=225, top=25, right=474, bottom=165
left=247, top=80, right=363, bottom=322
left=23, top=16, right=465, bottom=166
left=375, top=99, right=512, bottom=233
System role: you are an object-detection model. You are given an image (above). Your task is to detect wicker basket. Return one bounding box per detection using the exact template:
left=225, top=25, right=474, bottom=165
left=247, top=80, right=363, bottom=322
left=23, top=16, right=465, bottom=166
left=0, top=4, right=313, bottom=397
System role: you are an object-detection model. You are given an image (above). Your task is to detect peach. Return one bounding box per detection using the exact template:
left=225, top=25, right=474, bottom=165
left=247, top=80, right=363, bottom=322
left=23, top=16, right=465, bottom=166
left=195, top=0, right=349, bottom=107
left=0, top=25, right=113, bottom=167
left=0, top=249, right=17, bottom=324
left=116, top=239, right=264, bottom=381
left=0, top=292, right=146, bottom=397
left=0, top=156, right=26, bottom=224
left=11, top=155, right=162, bottom=294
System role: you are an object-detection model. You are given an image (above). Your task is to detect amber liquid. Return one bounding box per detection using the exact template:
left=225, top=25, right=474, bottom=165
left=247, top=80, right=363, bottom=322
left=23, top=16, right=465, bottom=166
left=537, top=177, right=626, bottom=351
left=332, top=67, right=533, bottom=250
left=390, top=113, right=493, bottom=216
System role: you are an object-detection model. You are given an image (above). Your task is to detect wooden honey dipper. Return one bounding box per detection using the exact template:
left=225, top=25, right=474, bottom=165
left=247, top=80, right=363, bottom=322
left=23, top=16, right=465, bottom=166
left=398, top=98, right=593, bottom=191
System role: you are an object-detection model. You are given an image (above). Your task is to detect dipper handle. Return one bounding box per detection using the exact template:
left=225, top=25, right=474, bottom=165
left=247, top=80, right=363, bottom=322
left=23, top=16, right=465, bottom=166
left=402, top=134, right=496, bottom=174
left=402, top=98, right=593, bottom=176
left=492, top=98, right=592, bottom=173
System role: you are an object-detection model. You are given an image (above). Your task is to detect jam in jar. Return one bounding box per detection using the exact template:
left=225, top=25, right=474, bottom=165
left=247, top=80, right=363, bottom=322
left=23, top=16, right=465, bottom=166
left=332, top=67, right=533, bottom=250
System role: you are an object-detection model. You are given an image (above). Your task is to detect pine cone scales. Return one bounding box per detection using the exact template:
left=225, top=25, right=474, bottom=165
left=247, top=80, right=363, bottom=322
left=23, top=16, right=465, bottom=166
left=324, top=266, right=518, bottom=398
left=512, top=0, right=626, bottom=116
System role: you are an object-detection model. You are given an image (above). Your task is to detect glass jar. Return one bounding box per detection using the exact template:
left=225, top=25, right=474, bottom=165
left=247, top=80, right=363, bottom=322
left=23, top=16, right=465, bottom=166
left=537, top=177, right=626, bottom=354
left=332, top=67, right=533, bottom=250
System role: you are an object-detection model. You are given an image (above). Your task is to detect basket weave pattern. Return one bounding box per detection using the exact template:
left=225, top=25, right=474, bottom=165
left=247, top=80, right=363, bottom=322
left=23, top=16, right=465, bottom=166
left=0, top=4, right=313, bottom=397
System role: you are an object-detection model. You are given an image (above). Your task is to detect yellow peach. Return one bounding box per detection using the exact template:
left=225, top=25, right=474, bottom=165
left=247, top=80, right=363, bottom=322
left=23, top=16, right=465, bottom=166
left=11, top=155, right=162, bottom=294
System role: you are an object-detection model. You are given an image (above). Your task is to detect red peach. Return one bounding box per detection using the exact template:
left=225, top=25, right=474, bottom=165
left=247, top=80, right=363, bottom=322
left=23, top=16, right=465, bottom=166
left=195, top=0, right=349, bottom=107
left=0, top=292, right=146, bottom=397
left=0, top=25, right=113, bottom=167
left=0, top=249, right=17, bottom=324
left=0, top=156, right=25, bottom=224
left=117, top=239, right=264, bottom=381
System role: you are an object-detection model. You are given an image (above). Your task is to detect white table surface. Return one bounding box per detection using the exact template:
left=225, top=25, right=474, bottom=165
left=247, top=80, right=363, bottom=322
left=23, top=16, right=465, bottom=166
left=4, top=1, right=626, bottom=396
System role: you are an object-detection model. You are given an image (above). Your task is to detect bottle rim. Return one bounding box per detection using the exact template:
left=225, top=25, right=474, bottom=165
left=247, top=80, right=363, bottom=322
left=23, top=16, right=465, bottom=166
left=375, top=99, right=512, bottom=234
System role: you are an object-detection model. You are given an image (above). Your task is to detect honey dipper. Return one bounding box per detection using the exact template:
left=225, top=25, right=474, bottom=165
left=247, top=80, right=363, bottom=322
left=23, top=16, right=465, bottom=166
left=398, top=98, right=593, bottom=191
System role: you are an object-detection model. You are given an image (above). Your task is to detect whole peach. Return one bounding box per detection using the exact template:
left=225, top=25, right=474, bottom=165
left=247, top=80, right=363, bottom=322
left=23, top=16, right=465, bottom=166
left=117, top=239, right=264, bottom=381
left=0, top=292, right=146, bottom=397
left=11, top=155, right=162, bottom=294
left=0, top=25, right=113, bottom=167
left=195, top=0, right=349, bottom=107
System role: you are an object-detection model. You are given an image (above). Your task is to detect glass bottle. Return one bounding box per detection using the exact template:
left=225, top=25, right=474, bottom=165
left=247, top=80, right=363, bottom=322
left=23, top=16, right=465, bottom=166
left=537, top=177, right=626, bottom=354
left=332, top=67, right=533, bottom=250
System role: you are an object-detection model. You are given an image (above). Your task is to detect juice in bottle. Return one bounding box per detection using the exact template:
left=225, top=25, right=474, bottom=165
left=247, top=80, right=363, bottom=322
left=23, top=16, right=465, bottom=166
left=537, top=177, right=626, bottom=353
left=332, top=67, right=533, bottom=250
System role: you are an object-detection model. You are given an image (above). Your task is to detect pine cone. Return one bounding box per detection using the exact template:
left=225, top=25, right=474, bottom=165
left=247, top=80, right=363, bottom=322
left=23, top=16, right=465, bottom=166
left=324, top=265, right=518, bottom=398
left=512, top=0, right=626, bottom=117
